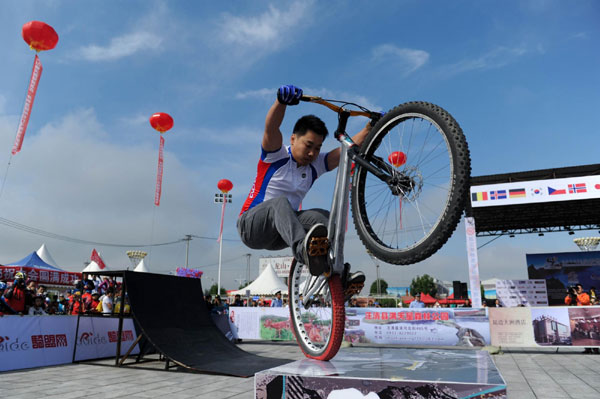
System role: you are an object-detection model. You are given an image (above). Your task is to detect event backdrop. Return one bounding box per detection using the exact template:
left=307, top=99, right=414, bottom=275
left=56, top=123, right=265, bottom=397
left=526, top=250, right=600, bottom=305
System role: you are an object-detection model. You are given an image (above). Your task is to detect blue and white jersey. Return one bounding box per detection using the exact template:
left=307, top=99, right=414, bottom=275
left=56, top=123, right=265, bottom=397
left=240, top=145, right=330, bottom=215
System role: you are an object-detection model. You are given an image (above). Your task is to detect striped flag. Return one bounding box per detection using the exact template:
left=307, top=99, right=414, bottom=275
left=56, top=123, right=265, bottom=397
left=509, top=188, right=526, bottom=198
left=471, top=192, right=488, bottom=202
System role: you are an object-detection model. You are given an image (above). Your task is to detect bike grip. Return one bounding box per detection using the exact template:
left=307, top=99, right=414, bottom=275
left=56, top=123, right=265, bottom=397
left=300, top=95, right=318, bottom=102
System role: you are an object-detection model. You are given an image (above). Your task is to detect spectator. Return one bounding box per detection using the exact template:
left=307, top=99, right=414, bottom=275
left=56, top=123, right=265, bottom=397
left=349, top=297, right=358, bottom=307
left=4, top=272, right=28, bottom=314
left=28, top=296, right=47, bottom=316
left=409, top=293, right=425, bottom=308
left=205, top=294, right=214, bottom=312
left=271, top=291, right=283, bottom=307
left=70, top=291, right=83, bottom=315
left=0, top=281, right=17, bottom=315
left=494, top=299, right=502, bottom=307
left=102, top=290, right=114, bottom=315
left=56, top=294, right=68, bottom=314
left=433, top=300, right=441, bottom=308
left=575, top=284, right=591, bottom=306
left=46, top=297, right=58, bottom=315
left=85, top=292, right=101, bottom=314
left=232, top=294, right=243, bottom=306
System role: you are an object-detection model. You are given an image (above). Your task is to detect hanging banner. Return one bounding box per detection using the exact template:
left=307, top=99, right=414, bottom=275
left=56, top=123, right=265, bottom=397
left=465, top=217, right=482, bottom=307
left=12, top=54, right=43, bottom=155
left=495, top=279, right=548, bottom=307
left=470, top=175, right=600, bottom=207
left=154, top=135, right=164, bottom=206
left=0, top=266, right=80, bottom=286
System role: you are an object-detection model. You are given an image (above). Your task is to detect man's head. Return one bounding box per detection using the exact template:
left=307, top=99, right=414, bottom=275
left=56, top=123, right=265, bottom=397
left=92, top=293, right=100, bottom=300
left=290, top=115, right=328, bottom=166
left=34, top=296, right=44, bottom=307
left=414, top=294, right=421, bottom=301
left=576, top=284, right=584, bottom=293
left=275, top=291, right=281, bottom=299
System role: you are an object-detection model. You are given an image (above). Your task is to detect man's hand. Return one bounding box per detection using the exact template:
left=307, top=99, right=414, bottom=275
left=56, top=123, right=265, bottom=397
left=277, top=85, right=303, bottom=106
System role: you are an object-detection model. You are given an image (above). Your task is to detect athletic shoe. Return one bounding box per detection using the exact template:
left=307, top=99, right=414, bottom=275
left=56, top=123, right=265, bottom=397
left=303, top=223, right=329, bottom=276
left=344, top=271, right=366, bottom=301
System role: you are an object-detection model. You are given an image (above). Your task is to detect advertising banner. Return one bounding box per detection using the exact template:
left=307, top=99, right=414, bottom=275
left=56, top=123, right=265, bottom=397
left=228, top=307, right=291, bottom=340
left=495, top=279, right=548, bottom=307
left=488, top=307, right=536, bottom=347
left=74, top=317, right=139, bottom=361
left=470, top=174, right=600, bottom=207
left=526, top=251, right=600, bottom=305
left=0, top=316, right=76, bottom=372
left=229, top=307, right=491, bottom=347
left=0, top=316, right=139, bottom=372
left=465, top=217, right=482, bottom=308
left=259, top=256, right=297, bottom=278
left=345, top=307, right=490, bottom=347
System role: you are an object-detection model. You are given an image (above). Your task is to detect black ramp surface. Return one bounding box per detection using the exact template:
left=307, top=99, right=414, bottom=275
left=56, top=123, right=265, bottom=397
left=124, top=271, right=289, bottom=377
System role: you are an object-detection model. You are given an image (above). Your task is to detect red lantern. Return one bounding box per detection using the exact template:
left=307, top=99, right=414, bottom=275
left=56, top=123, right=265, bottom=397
left=218, top=179, right=233, bottom=193
left=149, top=113, right=174, bottom=133
left=22, top=21, right=59, bottom=52
left=388, top=151, right=407, bottom=167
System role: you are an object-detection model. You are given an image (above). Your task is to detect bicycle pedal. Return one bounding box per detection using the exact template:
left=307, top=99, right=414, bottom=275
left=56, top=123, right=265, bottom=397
left=308, top=237, right=329, bottom=256
left=344, top=282, right=364, bottom=298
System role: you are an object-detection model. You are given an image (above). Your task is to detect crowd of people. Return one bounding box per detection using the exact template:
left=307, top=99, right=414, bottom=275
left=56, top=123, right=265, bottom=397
left=0, top=272, right=128, bottom=317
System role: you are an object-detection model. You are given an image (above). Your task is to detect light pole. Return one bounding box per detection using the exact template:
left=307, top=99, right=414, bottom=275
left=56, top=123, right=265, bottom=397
left=245, top=253, right=251, bottom=287
left=215, top=179, right=233, bottom=295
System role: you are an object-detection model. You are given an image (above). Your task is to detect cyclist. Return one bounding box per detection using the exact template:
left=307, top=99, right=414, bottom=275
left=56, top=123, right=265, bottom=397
left=237, top=84, right=369, bottom=297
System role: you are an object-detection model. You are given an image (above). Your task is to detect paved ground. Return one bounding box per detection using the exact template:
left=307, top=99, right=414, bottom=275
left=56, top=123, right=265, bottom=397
left=1, top=342, right=599, bottom=398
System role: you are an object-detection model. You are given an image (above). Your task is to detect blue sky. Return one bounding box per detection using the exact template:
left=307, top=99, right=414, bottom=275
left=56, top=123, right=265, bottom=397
left=0, top=1, right=598, bottom=290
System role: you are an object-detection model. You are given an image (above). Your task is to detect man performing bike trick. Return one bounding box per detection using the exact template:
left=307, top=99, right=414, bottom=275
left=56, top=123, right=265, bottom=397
left=237, top=84, right=367, bottom=297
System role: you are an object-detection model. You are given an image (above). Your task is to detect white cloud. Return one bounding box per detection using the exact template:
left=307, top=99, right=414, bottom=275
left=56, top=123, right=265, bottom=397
left=444, top=46, right=528, bottom=76
left=219, top=2, right=313, bottom=51
left=79, top=31, right=163, bottom=61
left=370, top=44, right=430, bottom=76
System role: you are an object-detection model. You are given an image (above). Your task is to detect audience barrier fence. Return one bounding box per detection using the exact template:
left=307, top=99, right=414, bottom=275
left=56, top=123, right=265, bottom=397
left=0, top=315, right=139, bottom=372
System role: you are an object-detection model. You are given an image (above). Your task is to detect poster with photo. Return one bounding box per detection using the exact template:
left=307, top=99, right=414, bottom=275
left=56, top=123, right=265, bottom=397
left=568, top=307, right=600, bottom=347
left=530, top=307, right=572, bottom=346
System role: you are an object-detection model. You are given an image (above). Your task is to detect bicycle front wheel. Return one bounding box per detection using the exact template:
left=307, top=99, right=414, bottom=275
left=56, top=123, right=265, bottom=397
left=288, top=259, right=345, bottom=361
left=351, top=101, right=470, bottom=265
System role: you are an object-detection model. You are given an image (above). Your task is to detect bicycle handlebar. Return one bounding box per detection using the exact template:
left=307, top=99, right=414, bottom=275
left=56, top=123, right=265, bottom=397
left=300, top=95, right=372, bottom=118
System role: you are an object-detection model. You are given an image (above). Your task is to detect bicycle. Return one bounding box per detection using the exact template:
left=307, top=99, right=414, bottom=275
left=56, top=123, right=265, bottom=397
left=288, top=95, right=471, bottom=360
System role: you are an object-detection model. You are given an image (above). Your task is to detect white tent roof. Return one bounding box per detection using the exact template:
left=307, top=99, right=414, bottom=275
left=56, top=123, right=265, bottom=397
left=134, top=259, right=149, bottom=273
left=230, top=264, right=288, bottom=296
left=36, top=244, right=59, bottom=268
left=82, top=261, right=109, bottom=273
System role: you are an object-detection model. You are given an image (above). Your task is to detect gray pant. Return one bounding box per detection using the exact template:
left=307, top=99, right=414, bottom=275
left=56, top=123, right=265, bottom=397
left=237, top=197, right=329, bottom=262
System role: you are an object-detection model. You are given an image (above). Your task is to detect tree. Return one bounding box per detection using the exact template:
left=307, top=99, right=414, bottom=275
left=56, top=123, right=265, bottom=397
left=239, top=280, right=253, bottom=290
left=209, top=284, right=227, bottom=296
left=410, top=274, right=437, bottom=297
left=369, top=279, right=388, bottom=295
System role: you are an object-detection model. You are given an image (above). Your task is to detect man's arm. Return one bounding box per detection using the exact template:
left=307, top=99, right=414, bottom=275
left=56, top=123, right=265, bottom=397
left=262, top=100, right=285, bottom=152
left=325, top=121, right=371, bottom=170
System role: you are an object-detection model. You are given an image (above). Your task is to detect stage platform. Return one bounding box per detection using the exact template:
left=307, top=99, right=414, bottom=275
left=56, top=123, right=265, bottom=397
left=255, top=347, right=506, bottom=398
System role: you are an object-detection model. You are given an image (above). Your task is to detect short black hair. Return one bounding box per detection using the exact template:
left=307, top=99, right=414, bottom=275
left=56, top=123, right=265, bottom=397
left=293, top=115, right=328, bottom=139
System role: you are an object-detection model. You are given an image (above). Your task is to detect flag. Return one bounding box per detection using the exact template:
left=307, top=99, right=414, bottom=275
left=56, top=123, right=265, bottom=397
left=530, top=187, right=543, bottom=196
left=471, top=192, right=488, bottom=202
left=489, top=190, right=507, bottom=200
left=548, top=186, right=566, bottom=195
left=568, top=183, right=587, bottom=194
left=91, top=249, right=106, bottom=270
left=509, top=188, right=526, bottom=198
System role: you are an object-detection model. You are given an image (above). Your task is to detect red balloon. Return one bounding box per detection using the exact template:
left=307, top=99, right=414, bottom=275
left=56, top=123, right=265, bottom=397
left=388, top=151, right=407, bottom=167
left=22, top=21, right=59, bottom=52
left=149, top=113, right=174, bottom=133
left=218, top=179, right=233, bottom=193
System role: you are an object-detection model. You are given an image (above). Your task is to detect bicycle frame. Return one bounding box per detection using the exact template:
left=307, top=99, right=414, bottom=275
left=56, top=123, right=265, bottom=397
left=298, top=98, right=389, bottom=303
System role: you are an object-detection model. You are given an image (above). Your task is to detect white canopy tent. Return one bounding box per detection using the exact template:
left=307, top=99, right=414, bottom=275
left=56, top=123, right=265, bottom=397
left=134, top=259, right=149, bottom=273
left=230, top=264, right=288, bottom=296
left=36, top=244, right=59, bottom=268
left=82, top=261, right=108, bottom=273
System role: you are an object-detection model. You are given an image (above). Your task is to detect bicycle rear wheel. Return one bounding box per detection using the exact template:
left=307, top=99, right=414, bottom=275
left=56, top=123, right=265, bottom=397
left=288, top=259, right=345, bottom=360
left=351, top=101, right=470, bottom=265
